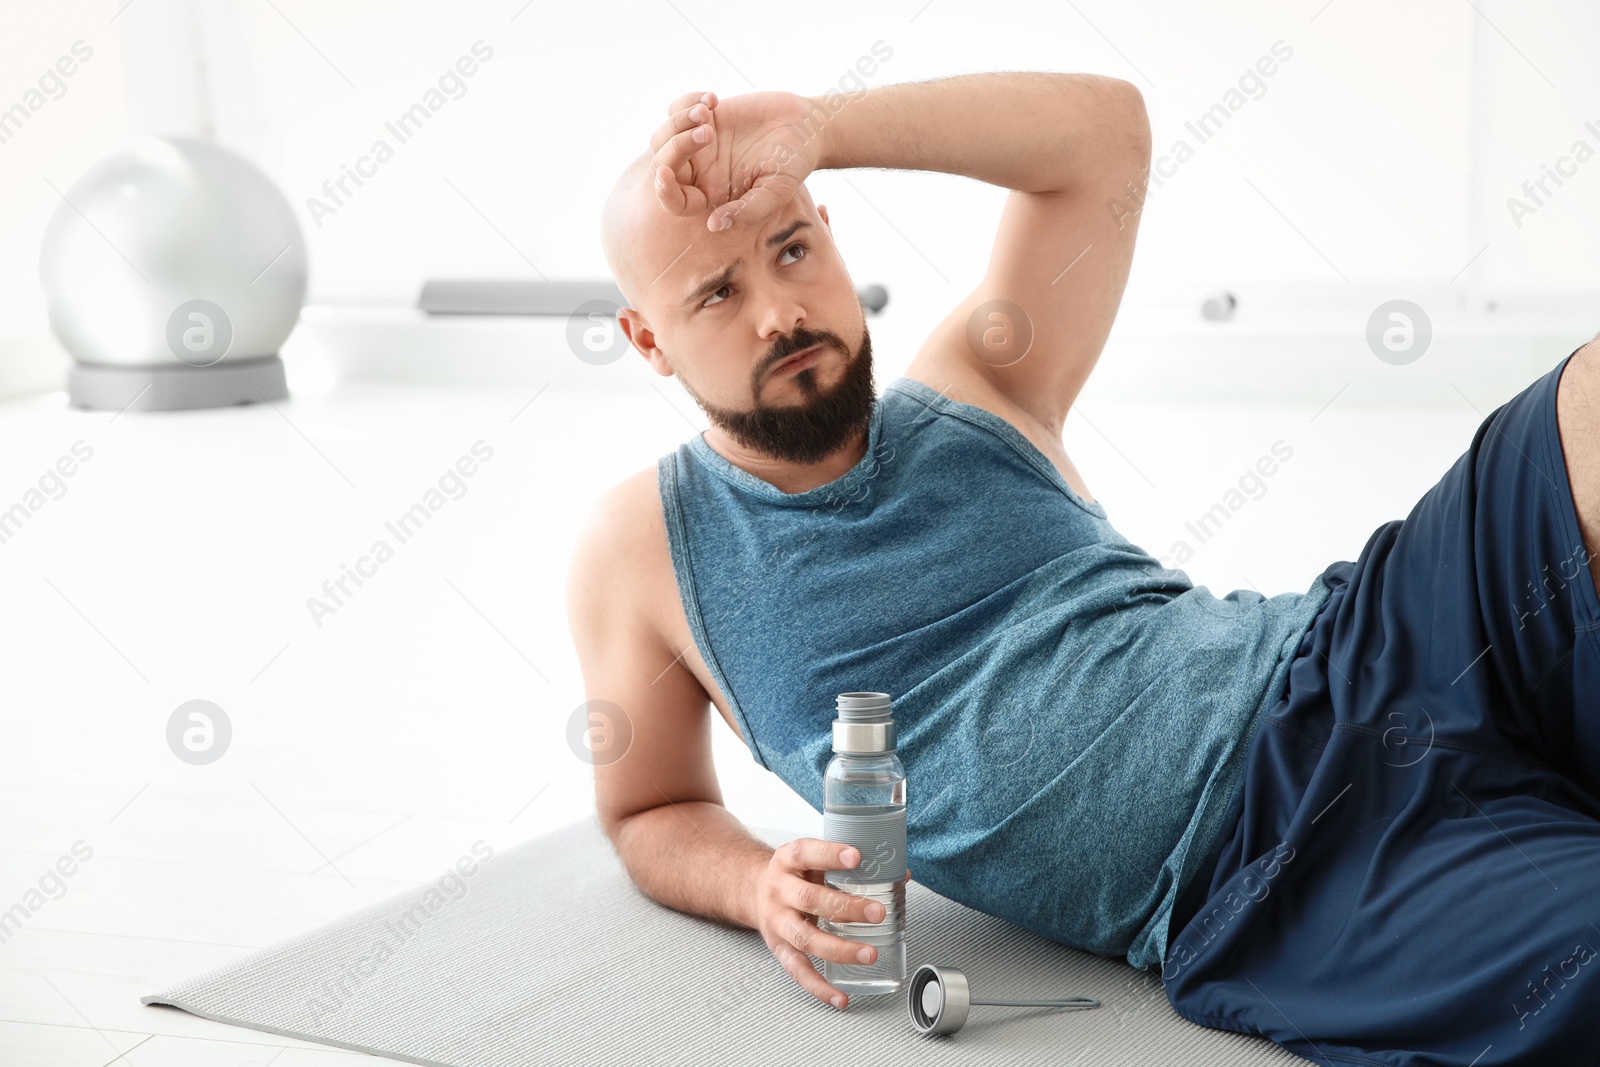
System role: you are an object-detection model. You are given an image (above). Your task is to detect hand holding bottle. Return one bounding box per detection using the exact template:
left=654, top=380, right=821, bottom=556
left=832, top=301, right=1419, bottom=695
left=752, top=838, right=890, bottom=1010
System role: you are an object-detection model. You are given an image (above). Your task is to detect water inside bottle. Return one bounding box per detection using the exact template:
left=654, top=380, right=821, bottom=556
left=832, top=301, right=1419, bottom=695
left=820, top=877, right=906, bottom=995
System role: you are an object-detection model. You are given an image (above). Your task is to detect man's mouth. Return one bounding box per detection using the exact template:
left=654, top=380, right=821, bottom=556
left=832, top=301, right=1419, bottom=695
left=773, top=344, right=825, bottom=374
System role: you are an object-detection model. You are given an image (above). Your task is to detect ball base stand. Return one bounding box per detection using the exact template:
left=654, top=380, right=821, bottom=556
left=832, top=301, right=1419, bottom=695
left=68, top=355, right=288, bottom=412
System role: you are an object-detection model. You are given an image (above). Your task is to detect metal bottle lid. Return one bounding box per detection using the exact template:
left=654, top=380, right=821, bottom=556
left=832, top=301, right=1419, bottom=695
left=832, top=691, right=896, bottom=754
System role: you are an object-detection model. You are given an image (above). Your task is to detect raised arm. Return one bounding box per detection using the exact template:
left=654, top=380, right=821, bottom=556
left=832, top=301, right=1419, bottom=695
left=648, top=73, right=1151, bottom=436
left=808, top=72, right=1152, bottom=434
left=809, top=71, right=1144, bottom=196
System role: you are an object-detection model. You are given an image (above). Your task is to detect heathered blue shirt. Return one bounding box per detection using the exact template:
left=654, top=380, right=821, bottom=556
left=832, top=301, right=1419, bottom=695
left=656, top=376, right=1334, bottom=970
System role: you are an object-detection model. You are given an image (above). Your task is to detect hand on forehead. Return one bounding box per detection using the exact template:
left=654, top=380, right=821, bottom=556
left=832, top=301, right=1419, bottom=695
left=603, top=89, right=820, bottom=312
left=646, top=88, right=820, bottom=234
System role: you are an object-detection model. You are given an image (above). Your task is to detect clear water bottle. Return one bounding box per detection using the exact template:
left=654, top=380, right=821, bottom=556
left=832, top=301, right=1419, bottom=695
left=820, top=691, right=907, bottom=997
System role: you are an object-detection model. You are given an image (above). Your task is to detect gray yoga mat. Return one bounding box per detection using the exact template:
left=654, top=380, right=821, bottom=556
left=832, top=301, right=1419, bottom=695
left=141, top=814, right=1312, bottom=1066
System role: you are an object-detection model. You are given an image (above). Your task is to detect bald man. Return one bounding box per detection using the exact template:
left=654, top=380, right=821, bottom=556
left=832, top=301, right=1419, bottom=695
left=569, top=73, right=1600, bottom=1065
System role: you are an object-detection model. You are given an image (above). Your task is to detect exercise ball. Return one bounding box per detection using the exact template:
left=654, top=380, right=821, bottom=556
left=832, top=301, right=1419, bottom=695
left=39, top=135, right=307, bottom=411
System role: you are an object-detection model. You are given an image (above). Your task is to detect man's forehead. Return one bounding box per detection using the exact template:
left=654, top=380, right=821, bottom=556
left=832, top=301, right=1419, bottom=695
left=664, top=208, right=814, bottom=309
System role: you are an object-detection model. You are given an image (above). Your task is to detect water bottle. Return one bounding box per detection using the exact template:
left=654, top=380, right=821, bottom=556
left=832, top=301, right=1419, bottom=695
left=820, top=691, right=907, bottom=996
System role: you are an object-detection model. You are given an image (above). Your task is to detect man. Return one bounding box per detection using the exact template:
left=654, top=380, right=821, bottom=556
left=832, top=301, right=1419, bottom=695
left=569, top=72, right=1600, bottom=1064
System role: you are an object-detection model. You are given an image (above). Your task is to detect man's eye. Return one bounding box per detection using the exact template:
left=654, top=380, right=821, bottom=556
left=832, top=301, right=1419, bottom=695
left=699, top=242, right=809, bottom=309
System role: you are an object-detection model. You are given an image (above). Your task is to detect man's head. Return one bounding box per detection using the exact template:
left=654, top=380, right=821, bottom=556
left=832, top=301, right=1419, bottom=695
left=600, top=148, right=875, bottom=467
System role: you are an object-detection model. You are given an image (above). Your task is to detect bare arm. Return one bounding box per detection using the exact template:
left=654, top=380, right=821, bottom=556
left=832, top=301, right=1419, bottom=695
left=565, top=473, right=763, bottom=922
left=610, top=800, right=771, bottom=930
left=801, top=70, right=1152, bottom=432
left=806, top=70, right=1144, bottom=196
left=566, top=473, right=885, bottom=1009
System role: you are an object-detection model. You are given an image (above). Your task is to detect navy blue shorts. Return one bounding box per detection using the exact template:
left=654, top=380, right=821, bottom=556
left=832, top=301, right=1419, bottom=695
left=1163, top=344, right=1600, bottom=1066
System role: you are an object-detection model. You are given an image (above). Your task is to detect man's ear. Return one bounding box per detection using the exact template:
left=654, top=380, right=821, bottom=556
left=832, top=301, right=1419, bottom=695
left=817, top=203, right=830, bottom=229
left=618, top=309, right=671, bottom=376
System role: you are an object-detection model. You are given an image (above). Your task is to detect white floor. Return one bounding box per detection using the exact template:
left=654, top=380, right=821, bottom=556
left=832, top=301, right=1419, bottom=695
left=0, top=357, right=1542, bottom=1065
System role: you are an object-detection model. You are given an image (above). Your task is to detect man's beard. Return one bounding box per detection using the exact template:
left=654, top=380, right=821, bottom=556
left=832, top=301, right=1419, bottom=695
left=680, top=322, right=876, bottom=466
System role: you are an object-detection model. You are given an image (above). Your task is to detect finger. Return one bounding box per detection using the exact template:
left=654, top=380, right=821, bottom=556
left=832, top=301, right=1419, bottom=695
left=783, top=870, right=886, bottom=925
left=779, top=837, right=861, bottom=875
left=778, top=907, right=879, bottom=968
left=649, top=126, right=715, bottom=215
left=651, top=163, right=686, bottom=215
left=648, top=98, right=716, bottom=154
left=651, top=120, right=714, bottom=177
left=663, top=90, right=716, bottom=118
left=768, top=934, right=848, bottom=1009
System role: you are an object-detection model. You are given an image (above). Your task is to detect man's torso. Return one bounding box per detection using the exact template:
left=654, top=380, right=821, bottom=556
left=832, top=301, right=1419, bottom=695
left=618, top=352, right=1098, bottom=740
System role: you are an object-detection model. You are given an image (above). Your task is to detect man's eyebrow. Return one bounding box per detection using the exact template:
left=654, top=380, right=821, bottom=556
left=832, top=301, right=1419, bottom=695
left=679, top=218, right=813, bottom=308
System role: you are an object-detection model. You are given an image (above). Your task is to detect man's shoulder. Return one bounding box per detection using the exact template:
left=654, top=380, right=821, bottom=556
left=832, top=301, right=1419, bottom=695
left=599, top=462, right=669, bottom=562
left=608, top=461, right=664, bottom=516
left=572, top=464, right=670, bottom=628
left=894, top=354, right=1098, bottom=507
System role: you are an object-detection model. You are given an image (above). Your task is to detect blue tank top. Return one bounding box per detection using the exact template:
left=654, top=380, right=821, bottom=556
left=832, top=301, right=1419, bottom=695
left=657, top=375, right=1334, bottom=970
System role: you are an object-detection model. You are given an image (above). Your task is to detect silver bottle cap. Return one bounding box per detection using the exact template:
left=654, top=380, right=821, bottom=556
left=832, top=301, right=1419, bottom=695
left=832, top=691, right=895, bottom=754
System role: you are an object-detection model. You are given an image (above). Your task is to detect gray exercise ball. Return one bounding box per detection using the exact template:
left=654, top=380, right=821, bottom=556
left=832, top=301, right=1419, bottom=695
left=39, top=135, right=306, bottom=410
